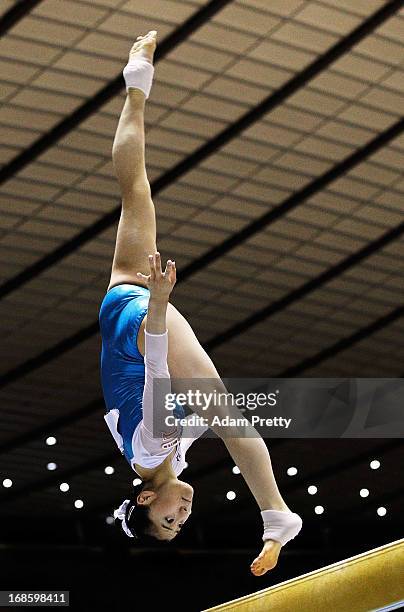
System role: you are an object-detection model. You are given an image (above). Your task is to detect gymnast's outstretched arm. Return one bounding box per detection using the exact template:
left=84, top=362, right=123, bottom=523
left=137, top=252, right=177, bottom=439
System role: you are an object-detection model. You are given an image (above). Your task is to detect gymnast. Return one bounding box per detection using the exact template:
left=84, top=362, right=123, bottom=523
left=98, top=31, right=302, bottom=576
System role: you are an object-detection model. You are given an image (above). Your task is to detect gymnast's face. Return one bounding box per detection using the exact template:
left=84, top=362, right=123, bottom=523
left=137, top=479, right=194, bottom=540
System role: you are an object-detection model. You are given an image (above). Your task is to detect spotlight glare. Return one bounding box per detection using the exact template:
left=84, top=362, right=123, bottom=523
left=287, top=467, right=298, bottom=476
left=184, top=462, right=188, bottom=469
left=360, top=488, right=370, bottom=498
left=59, top=482, right=69, bottom=493
left=106, top=516, right=114, bottom=525
left=308, top=485, right=318, bottom=495
left=232, top=466, right=241, bottom=475
left=2, top=478, right=12, bottom=488
left=46, top=436, right=57, bottom=446
left=314, top=505, right=324, bottom=515
left=377, top=506, right=387, bottom=517
left=74, top=499, right=84, bottom=509
left=370, top=460, right=380, bottom=470
left=133, top=478, right=142, bottom=487
left=47, top=462, right=57, bottom=471
left=226, top=490, right=236, bottom=501
left=104, top=466, right=114, bottom=475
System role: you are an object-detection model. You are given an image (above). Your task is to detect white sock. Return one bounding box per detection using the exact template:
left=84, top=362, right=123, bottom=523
left=261, top=509, right=303, bottom=546
left=123, top=58, right=154, bottom=98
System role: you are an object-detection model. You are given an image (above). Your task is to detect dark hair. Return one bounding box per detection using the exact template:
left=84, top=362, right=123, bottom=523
left=115, top=482, right=169, bottom=546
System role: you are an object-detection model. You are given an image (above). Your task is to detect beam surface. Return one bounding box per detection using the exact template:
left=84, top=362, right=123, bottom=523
left=203, top=539, right=404, bottom=612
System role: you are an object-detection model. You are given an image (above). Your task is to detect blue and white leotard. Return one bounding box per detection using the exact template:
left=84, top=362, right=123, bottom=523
left=98, top=283, right=207, bottom=475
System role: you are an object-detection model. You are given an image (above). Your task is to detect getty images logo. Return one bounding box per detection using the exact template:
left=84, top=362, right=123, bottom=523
left=164, top=388, right=280, bottom=412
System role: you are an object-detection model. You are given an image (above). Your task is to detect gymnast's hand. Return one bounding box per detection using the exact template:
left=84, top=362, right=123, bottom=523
left=137, top=252, right=176, bottom=300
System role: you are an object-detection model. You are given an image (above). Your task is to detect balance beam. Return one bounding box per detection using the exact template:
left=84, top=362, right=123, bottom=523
left=203, top=539, right=404, bottom=612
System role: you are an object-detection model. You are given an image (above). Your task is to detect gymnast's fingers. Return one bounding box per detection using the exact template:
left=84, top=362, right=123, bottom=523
left=154, top=251, right=163, bottom=276
left=167, top=260, right=176, bottom=284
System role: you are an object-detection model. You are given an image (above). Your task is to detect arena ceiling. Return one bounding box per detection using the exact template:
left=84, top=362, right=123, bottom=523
left=0, top=0, right=403, bottom=542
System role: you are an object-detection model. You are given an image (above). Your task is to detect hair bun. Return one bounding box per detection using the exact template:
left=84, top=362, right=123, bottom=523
left=114, top=499, right=135, bottom=538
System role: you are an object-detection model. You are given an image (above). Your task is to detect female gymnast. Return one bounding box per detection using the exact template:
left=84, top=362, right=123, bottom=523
left=98, top=30, right=302, bottom=576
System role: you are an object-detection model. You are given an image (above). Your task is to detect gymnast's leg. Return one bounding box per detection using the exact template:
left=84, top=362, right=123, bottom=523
left=110, top=32, right=302, bottom=575
left=108, top=32, right=157, bottom=291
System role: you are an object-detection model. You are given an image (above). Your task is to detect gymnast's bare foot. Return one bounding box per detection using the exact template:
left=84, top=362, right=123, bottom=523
left=129, top=30, right=157, bottom=65
left=250, top=539, right=282, bottom=576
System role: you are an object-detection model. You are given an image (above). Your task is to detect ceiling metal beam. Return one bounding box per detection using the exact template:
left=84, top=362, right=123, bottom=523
left=206, top=222, right=404, bottom=351
left=280, top=304, right=404, bottom=377
left=0, top=0, right=42, bottom=38
left=0, top=0, right=401, bottom=300
left=0, top=321, right=100, bottom=388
